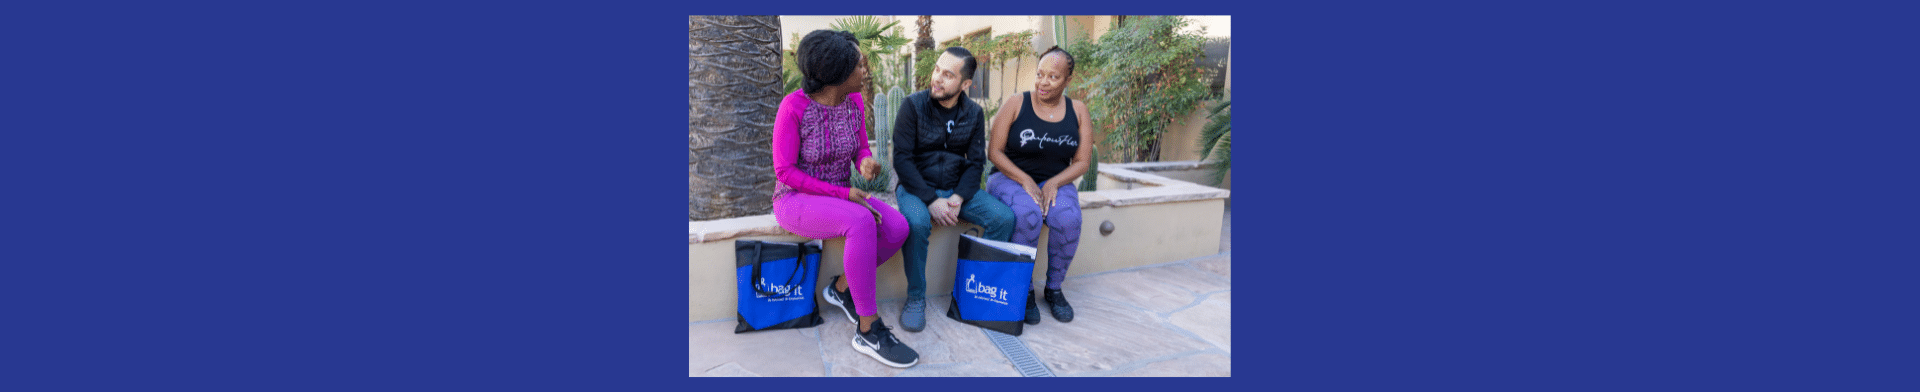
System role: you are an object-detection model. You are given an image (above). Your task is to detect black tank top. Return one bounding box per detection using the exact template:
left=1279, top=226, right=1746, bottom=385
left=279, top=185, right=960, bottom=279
left=1003, top=92, right=1080, bottom=182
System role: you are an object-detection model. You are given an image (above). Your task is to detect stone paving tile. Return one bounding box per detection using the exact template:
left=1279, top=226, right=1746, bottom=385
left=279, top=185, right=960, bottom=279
left=701, top=362, right=761, bottom=377
left=1168, top=292, right=1231, bottom=353
left=689, top=321, right=824, bottom=377
left=906, top=297, right=1018, bottom=368
left=1111, top=352, right=1232, bottom=377
left=816, top=298, right=909, bottom=377
left=1019, top=294, right=1216, bottom=375
left=828, top=363, right=880, bottom=377
left=895, top=362, right=1023, bottom=377
left=1190, top=253, right=1231, bottom=281
left=1071, top=263, right=1231, bottom=314
left=818, top=297, right=1016, bottom=376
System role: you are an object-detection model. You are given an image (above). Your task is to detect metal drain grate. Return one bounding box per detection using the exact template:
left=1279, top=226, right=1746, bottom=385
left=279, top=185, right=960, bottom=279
left=982, top=328, right=1055, bottom=377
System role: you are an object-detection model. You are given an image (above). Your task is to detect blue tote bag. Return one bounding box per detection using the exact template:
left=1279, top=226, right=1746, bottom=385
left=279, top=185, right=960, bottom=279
left=734, top=239, right=824, bottom=333
left=946, top=234, right=1037, bottom=336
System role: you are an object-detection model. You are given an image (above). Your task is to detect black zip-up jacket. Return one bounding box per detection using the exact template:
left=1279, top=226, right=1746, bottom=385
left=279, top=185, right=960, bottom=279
left=892, top=89, right=986, bottom=203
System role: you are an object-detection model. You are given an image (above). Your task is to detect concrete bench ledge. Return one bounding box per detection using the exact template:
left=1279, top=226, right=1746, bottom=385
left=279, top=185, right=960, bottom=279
left=689, top=214, right=788, bottom=244
left=690, top=164, right=1228, bottom=245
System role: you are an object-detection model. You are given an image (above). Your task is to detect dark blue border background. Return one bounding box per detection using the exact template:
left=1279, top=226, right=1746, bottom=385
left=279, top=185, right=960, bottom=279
left=7, top=1, right=1917, bottom=390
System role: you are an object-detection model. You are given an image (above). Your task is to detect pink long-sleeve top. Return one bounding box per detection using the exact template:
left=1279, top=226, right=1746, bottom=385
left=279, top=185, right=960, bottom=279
left=772, top=89, right=871, bottom=201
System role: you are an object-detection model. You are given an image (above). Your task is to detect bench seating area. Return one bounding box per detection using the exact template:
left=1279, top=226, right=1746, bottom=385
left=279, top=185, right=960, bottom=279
left=689, top=162, right=1228, bottom=322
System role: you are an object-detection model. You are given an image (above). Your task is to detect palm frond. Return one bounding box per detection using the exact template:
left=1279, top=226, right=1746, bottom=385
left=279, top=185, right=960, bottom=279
left=1197, top=98, right=1231, bottom=160
left=1195, top=92, right=1230, bottom=185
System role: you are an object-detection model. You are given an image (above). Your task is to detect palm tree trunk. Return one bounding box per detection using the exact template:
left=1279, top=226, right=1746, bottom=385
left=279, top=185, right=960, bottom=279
left=915, top=16, right=934, bottom=52
left=688, top=15, right=782, bottom=220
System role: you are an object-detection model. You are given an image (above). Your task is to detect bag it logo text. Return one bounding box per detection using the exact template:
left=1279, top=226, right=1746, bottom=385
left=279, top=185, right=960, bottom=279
left=963, top=274, right=1011, bottom=303
left=755, top=277, right=802, bottom=300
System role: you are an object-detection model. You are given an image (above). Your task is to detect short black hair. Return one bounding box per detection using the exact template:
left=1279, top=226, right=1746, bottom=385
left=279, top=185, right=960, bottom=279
left=1040, top=45, right=1075, bottom=76
left=797, top=30, right=860, bottom=94
left=944, top=46, right=977, bottom=81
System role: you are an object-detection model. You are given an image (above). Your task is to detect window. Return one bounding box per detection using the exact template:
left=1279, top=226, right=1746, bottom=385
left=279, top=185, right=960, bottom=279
left=963, top=29, right=990, bottom=99
left=1200, top=37, right=1231, bottom=98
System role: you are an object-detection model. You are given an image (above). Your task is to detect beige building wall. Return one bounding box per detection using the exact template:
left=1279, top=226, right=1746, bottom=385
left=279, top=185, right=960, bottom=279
left=1184, top=15, right=1232, bottom=37
left=777, top=16, right=906, bottom=47
left=1156, top=99, right=1222, bottom=162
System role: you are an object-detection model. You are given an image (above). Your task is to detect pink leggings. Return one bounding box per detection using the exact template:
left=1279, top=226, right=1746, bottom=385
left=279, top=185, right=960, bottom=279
left=772, top=193, right=908, bottom=317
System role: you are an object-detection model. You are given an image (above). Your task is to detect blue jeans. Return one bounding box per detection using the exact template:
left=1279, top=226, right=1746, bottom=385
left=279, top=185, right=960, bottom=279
left=896, top=187, right=1015, bottom=299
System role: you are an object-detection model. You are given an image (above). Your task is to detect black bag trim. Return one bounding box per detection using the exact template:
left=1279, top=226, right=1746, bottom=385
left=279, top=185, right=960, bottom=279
left=958, top=237, right=1036, bottom=264
left=737, top=240, right=818, bottom=297
left=734, top=310, right=824, bottom=334
left=946, top=296, right=1024, bottom=336
left=734, top=240, right=819, bottom=268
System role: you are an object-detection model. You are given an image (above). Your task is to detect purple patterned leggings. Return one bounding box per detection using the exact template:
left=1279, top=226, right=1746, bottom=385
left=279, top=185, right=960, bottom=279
left=986, top=172, right=1081, bottom=290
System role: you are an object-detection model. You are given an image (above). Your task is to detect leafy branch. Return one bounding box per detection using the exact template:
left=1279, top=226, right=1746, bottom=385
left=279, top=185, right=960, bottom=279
left=1066, top=16, right=1215, bottom=163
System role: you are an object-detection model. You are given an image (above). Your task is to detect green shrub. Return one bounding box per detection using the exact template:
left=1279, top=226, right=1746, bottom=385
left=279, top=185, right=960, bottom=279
left=1066, top=16, right=1216, bottom=163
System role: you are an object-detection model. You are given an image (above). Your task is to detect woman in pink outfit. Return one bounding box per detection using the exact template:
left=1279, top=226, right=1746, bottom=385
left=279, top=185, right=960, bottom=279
left=770, top=30, right=917, bottom=368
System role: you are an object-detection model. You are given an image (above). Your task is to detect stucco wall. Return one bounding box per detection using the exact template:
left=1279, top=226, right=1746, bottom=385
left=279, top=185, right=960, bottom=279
left=1154, top=99, right=1224, bottom=162
left=777, top=16, right=903, bottom=46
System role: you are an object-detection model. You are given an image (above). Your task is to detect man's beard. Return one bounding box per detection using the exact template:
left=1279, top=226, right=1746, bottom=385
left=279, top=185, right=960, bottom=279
left=929, top=85, right=958, bottom=102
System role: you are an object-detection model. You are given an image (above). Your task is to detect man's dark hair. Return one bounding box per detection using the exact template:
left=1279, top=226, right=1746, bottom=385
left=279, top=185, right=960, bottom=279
left=1040, top=45, right=1075, bottom=76
left=797, top=30, right=860, bottom=94
left=944, top=46, right=977, bottom=82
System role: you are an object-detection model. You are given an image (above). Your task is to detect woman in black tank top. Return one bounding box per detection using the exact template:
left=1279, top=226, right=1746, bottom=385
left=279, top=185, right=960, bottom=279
left=985, top=46, right=1093, bottom=323
left=1001, top=91, right=1079, bottom=182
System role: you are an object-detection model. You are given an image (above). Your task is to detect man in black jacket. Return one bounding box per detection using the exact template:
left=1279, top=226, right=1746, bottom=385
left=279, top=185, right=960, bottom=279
left=890, top=47, right=1015, bottom=332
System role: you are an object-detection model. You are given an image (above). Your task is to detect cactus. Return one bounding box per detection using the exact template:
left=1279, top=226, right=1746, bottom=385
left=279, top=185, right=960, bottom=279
left=851, top=86, right=905, bottom=202
left=1079, top=145, right=1099, bottom=192
left=874, top=86, right=897, bottom=136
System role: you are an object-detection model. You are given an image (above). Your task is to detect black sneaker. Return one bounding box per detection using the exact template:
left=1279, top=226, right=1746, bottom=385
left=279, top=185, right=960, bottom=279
left=1024, top=290, right=1041, bottom=325
left=1045, top=288, right=1074, bottom=322
left=821, top=275, right=857, bottom=325
left=851, top=319, right=919, bottom=368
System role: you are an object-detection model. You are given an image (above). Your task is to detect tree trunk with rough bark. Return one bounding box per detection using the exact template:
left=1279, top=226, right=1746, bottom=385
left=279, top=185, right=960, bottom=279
left=915, top=16, right=934, bottom=52
left=689, top=15, right=782, bottom=221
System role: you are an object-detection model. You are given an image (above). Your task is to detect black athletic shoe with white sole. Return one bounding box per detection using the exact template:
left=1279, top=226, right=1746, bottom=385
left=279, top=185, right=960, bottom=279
left=852, top=319, right=919, bottom=368
left=821, top=275, right=858, bottom=325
